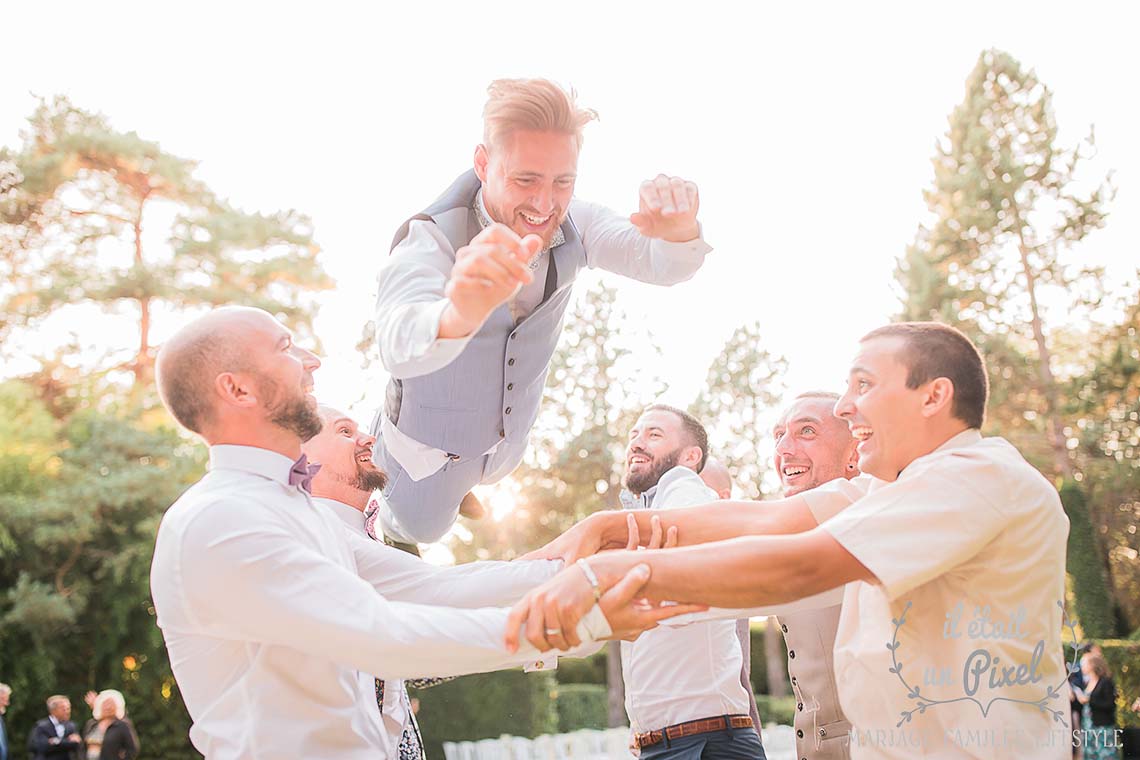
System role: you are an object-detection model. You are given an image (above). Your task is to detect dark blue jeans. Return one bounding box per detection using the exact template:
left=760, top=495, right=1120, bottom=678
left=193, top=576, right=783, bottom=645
left=640, top=726, right=766, bottom=760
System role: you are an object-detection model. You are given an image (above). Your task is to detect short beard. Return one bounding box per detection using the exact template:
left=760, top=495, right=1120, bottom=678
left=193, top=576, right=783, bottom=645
left=625, top=448, right=682, bottom=496
left=260, top=375, right=322, bottom=442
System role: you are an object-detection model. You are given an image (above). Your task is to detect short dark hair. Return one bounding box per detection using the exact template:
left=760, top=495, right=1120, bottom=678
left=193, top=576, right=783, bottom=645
left=860, top=322, right=988, bottom=429
left=645, top=404, right=709, bottom=472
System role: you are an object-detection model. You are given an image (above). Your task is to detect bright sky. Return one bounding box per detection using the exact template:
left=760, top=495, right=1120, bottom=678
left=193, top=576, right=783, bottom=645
left=4, top=1, right=1138, bottom=436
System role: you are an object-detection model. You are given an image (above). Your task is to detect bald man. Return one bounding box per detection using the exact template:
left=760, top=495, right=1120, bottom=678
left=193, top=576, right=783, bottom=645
left=149, top=306, right=690, bottom=759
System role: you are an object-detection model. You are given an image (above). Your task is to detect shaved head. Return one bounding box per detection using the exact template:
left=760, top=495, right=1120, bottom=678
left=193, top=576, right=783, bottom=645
left=156, top=306, right=321, bottom=441
left=699, top=457, right=733, bottom=499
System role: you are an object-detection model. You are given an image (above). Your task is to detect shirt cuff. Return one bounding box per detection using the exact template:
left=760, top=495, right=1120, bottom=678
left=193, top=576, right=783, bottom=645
left=421, top=298, right=477, bottom=358
left=576, top=603, right=613, bottom=641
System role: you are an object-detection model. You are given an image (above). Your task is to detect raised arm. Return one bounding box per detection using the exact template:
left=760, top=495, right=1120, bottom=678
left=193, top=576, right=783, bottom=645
left=523, top=493, right=821, bottom=565
left=348, top=530, right=561, bottom=608
left=506, top=528, right=873, bottom=653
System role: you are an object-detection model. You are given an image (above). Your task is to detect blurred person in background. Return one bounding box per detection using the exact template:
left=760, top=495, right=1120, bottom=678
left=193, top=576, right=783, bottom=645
left=81, top=690, right=138, bottom=760
left=28, top=695, right=80, bottom=760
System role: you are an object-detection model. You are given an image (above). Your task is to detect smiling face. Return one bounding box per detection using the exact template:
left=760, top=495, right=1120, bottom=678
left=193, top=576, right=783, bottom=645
left=474, top=129, right=578, bottom=249
left=303, top=407, right=388, bottom=505
left=624, top=408, right=703, bottom=496
left=773, top=396, right=859, bottom=496
left=241, top=311, right=323, bottom=442
left=836, top=335, right=957, bottom=482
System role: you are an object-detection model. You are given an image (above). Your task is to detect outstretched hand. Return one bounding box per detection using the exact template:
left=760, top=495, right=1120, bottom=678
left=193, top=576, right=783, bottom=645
left=440, top=223, right=543, bottom=339
left=629, top=174, right=700, bottom=242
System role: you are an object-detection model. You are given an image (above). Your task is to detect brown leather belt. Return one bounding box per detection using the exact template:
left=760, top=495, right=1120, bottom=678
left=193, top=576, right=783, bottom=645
left=634, top=714, right=754, bottom=749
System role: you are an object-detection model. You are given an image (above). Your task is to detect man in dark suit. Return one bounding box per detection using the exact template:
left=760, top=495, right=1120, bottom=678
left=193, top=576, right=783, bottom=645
left=28, top=695, right=81, bottom=760
left=0, top=682, right=11, bottom=760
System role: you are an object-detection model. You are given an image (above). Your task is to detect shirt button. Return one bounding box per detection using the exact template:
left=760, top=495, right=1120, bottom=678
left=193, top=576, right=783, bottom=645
left=508, top=358, right=515, bottom=366
left=507, top=383, right=514, bottom=391
left=533, top=660, right=543, bottom=669
left=511, top=333, right=518, bottom=340
left=789, top=650, right=796, bottom=659
left=499, top=430, right=505, bottom=438
left=505, top=407, right=512, bottom=414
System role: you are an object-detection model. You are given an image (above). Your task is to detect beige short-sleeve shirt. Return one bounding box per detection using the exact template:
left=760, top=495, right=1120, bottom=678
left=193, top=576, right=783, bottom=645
left=806, top=430, right=1071, bottom=759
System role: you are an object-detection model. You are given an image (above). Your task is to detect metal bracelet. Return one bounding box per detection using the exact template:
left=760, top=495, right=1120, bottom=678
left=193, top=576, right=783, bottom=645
left=576, top=558, right=603, bottom=602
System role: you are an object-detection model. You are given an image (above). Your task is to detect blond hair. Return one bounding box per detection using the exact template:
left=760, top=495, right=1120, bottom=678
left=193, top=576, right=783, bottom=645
left=483, top=78, right=598, bottom=151
left=94, top=689, right=127, bottom=720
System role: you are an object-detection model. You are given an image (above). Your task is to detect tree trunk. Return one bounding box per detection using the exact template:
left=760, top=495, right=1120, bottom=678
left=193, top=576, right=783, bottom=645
left=764, top=617, right=788, bottom=697
left=132, top=199, right=152, bottom=387
left=605, top=640, right=625, bottom=727
left=1013, top=218, right=1072, bottom=479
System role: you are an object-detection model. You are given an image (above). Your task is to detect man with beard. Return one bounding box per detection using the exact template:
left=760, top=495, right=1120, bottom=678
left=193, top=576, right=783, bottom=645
left=770, top=392, right=858, bottom=760
left=617, top=406, right=765, bottom=759
left=371, top=78, right=710, bottom=550
left=149, top=306, right=698, bottom=760
left=301, top=405, right=562, bottom=760
left=511, top=323, right=1071, bottom=759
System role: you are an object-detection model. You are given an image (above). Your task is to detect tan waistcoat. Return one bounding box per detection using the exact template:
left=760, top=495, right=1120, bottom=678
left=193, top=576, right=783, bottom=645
left=778, top=604, right=852, bottom=760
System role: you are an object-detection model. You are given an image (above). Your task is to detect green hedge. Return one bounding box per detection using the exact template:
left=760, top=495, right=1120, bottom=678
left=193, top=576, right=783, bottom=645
left=1065, top=639, right=1140, bottom=729
left=411, top=670, right=557, bottom=758
left=555, top=683, right=608, bottom=731
left=755, top=695, right=797, bottom=726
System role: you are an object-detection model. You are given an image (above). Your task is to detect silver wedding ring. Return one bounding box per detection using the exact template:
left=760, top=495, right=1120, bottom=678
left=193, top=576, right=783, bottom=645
left=545, top=628, right=562, bottom=636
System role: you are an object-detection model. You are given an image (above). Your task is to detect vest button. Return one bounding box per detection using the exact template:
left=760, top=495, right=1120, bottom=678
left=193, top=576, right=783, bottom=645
left=781, top=624, right=788, bottom=633
left=797, top=702, right=803, bottom=711
left=505, top=407, right=512, bottom=414
left=789, top=650, right=796, bottom=659
left=499, top=429, right=505, bottom=438
left=507, top=383, right=514, bottom=391
left=791, top=675, right=797, bottom=684
left=508, top=358, right=515, bottom=366
left=818, top=728, right=827, bottom=738
left=511, top=333, right=518, bottom=340
left=796, top=730, right=804, bottom=739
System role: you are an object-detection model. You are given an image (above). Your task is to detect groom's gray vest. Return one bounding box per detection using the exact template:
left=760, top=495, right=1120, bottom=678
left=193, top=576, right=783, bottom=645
left=384, top=170, right=587, bottom=463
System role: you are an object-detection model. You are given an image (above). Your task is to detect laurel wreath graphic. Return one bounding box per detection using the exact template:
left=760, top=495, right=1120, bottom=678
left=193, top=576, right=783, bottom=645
left=889, top=600, right=1081, bottom=728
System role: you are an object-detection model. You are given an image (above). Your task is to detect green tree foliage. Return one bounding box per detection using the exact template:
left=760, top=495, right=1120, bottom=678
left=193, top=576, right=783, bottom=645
left=0, top=96, right=332, bottom=390
left=896, top=49, right=1128, bottom=636
left=690, top=322, right=786, bottom=500
left=0, top=377, right=206, bottom=759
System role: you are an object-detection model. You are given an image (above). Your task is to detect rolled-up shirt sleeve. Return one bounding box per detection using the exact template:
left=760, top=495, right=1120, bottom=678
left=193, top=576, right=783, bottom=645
left=374, top=220, right=476, bottom=379
left=348, top=532, right=562, bottom=608
left=572, top=199, right=711, bottom=285
left=177, top=497, right=609, bottom=680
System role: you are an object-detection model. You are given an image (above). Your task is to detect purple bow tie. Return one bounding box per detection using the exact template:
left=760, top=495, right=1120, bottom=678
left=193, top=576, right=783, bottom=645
left=289, top=454, right=321, bottom=493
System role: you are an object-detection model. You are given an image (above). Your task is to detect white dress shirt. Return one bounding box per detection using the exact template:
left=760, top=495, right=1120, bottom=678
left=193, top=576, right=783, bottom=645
left=150, top=445, right=610, bottom=760
left=699, top=431, right=1070, bottom=759
left=314, top=495, right=560, bottom=755
left=620, top=466, right=753, bottom=733
left=373, top=198, right=711, bottom=483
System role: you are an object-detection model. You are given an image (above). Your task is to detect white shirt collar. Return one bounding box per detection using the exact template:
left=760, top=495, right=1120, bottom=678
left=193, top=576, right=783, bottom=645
left=933, top=427, right=983, bottom=453
left=208, top=444, right=297, bottom=486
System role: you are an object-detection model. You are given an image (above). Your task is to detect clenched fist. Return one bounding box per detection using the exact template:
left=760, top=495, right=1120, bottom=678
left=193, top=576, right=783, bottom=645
left=439, top=223, right=543, bottom=339
left=629, top=174, right=700, bottom=242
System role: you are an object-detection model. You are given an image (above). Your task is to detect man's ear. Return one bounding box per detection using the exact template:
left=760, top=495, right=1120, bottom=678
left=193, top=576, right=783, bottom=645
left=921, top=377, right=955, bottom=420
left=215, top=371, right=258, bottom=410
left=681, top=445, right=703, bottom=471
left=474, top=144, right=489, bottom=183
